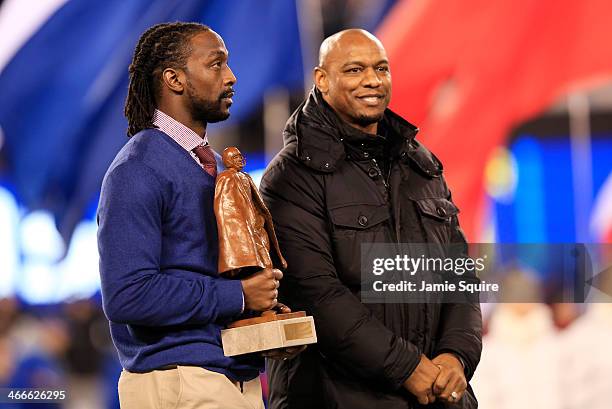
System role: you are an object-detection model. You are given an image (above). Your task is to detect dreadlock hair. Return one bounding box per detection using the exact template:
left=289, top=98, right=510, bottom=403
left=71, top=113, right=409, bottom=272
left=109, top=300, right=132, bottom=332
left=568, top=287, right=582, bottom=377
left=124, top=22, right=210, bottom=136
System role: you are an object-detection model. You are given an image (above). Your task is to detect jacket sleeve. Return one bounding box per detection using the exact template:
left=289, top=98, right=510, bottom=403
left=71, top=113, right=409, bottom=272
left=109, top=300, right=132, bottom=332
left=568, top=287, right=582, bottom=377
left=260, top=160, right=421, bottom=390
left=433, top=205, right=483, bottom=381
left=97, top=161, right=243, bottom=327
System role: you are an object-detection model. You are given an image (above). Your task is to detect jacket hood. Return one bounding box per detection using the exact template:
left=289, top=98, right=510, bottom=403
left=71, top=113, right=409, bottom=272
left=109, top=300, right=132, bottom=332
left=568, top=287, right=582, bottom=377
left=283, top=88, right=443, bottom=178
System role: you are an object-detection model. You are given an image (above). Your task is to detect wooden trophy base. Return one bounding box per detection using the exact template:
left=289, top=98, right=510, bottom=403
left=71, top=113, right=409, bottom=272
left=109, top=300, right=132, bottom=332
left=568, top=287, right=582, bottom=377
left=221, top=311, right=317, bottom=357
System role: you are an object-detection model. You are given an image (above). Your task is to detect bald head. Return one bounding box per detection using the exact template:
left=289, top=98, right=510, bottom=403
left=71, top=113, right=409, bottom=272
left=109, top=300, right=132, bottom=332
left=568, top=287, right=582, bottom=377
left=318, top=29, right=386, bottom=68
left=222, top=146, right=245, bottom=171
left=314, top=29, right=391, bottom=134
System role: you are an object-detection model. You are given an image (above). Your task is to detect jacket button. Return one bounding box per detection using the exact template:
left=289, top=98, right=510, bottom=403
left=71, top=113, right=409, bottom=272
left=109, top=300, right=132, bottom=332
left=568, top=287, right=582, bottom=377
left=363, top=152, right=370, bottom=158
left=367, top=168, right=379, bottom=178
left=323, top=162, right=330, bottom=169
left=436, top=207, right=447, bottom=217
left=358, top=215, right=368, bottom=227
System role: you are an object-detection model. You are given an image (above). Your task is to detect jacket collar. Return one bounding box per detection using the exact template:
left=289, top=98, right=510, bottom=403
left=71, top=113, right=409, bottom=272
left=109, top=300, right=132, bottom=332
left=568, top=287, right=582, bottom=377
left=283, top=88, right=443, bottom=178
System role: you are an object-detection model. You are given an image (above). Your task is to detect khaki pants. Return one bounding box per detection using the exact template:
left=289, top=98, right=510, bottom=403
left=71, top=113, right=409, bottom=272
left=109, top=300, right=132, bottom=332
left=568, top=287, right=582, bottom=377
left=118, top=366, right=265, bottom=409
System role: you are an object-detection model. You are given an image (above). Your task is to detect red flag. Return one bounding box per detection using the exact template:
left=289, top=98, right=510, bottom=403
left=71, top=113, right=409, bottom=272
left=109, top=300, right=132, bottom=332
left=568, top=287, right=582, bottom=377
left=378, top=0, right=612, bottom=240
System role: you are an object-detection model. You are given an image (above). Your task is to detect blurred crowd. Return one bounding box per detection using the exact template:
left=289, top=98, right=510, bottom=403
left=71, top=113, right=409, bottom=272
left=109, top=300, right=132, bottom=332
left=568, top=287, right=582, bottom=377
left=0, top=297, right=121, bottom=409
left=473, top=302, right=612, bottom=409
left=471, top=263, right=612, bottom=409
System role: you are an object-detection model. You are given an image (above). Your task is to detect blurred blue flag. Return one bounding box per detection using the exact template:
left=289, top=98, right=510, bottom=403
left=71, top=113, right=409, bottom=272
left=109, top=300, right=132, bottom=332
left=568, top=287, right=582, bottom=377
left=0, top=0, right=303, bottom=244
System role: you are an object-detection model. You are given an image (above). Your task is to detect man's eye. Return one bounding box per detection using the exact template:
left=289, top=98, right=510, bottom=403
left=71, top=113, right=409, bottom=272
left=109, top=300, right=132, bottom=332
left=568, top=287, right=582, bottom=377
left=346, top=67, right=362, bottom=73
left=211, top=61, right=222, bottom=68
left=377, top=66, right=389, bottom=72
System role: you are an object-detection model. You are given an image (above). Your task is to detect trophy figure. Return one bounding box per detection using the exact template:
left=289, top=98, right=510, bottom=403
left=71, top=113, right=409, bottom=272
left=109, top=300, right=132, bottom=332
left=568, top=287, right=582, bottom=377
left=214, top=147, right=317, bottom=356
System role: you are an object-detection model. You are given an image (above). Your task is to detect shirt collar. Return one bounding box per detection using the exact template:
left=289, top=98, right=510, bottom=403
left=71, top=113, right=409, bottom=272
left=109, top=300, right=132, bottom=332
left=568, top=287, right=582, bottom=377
left=152, top=109, right=208, bottom=151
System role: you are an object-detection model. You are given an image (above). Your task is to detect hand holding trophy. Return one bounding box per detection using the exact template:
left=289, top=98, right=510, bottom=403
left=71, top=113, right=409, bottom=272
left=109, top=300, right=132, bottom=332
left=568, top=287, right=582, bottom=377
left=214, top=147, right=317, bottom=356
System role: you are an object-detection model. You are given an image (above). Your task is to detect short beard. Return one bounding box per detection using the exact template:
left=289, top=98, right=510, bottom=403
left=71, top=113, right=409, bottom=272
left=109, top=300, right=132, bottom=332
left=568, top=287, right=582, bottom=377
left=186, top=82, right=230, bottom=124
left=354, top=112, right=384, bottom=128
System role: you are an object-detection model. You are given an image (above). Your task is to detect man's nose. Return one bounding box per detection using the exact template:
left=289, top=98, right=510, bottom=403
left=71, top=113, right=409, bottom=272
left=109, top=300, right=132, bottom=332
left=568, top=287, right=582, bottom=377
left=362, top=67, right=382, bottom=87
left=224, top=65, right=237, bottom=86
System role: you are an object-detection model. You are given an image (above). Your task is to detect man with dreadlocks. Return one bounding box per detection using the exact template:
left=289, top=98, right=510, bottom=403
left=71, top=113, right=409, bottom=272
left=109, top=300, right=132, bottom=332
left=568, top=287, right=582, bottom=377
left=97, top=22, right=283, bottom=409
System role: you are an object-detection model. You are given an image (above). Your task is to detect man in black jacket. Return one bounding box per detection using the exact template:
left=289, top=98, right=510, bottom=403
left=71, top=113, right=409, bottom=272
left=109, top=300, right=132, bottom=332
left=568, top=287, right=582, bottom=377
left=260, top=29, right=482, bottom=409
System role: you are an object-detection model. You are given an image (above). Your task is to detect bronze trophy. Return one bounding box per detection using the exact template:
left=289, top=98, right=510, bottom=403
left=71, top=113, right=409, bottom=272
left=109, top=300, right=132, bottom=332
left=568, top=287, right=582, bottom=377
left=214, top=147, right=317, bottom=356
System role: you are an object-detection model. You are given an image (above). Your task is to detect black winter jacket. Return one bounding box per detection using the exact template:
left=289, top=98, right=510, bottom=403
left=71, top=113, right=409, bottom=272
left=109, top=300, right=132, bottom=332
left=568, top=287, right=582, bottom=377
left=260, top=89, right=482, bottom=409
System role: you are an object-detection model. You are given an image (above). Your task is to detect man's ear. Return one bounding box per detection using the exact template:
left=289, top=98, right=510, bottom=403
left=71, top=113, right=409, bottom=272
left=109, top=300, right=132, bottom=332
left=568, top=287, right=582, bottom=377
left=161, top=67, right=184, bottom=93
left=314, top=67, right=329, bottom=94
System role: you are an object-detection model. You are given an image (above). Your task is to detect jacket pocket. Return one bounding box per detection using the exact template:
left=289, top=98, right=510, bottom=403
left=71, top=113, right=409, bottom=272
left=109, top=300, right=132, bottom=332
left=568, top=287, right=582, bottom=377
left=414, top=197, right=459, bottom=222
left=328, top=204, right=392, bottom=286
left=329, top=203, right=390, bottom=230
left=413, top=197, right=459, bottom=244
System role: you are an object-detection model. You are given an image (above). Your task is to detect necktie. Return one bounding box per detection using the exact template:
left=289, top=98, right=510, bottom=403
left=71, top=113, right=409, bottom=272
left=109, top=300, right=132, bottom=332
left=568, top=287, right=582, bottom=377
left=192, top=144, right=217, bottom=178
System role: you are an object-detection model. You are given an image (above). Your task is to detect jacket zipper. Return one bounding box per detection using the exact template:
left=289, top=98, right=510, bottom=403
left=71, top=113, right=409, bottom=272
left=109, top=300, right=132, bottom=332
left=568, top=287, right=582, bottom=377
left=372, top=158, right=403, bottom=243
left=371, top=158, right=402, bottom=242
left=370, top=158, right=389, bottom=191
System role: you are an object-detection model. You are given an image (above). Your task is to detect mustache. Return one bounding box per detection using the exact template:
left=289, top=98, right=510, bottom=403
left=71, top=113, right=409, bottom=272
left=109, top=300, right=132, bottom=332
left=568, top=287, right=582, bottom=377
left=220, top=88, right=235, bottom=99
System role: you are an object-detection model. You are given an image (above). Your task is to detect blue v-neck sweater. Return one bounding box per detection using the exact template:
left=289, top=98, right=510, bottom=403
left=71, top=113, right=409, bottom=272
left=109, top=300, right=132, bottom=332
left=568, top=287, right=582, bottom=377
left=97, top=129, right=261, bottom=380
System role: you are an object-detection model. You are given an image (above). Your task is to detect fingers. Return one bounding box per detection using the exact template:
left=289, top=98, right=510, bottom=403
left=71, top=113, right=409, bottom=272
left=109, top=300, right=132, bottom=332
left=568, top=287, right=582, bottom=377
left=264, top=287, right=278, bottom=309
left=428, top=391, right=436, bottom=404
left=275, top=303, right=291, bottom=313
left=264, top=268, right=283, bottom=281
left=260, top=270, right=280, bottom=309
left=421, top=354, right=442, bottom=379
left=415, top=390, right=435, bottom=405
left=284, top=345, right=306, bottom=355
left=242, top=268, right=286, bottom=311
left=415, top=392, right=430, bottom=405
left=439, top=385, right=463, bottom=403
left=264, top=269, right=282, bottom=292
left=287, top=345, right=306, bottom=354
left=403, top=354, right=441, bottom=405
left=438, top=370, right=467, bottom=402
left=261, top=349, right=285, bottom=359
left=448, top=390, right=463, bottom=403
left=267, top=269, right=282, bottom=309
left=267, top=280, right=279, bottom=291
left=415, top=388, right=438, bottom=405
left=450, top=375, right=467, bottom=398
left=433, top=365, right=452, bottom=396
left=262, top=345, right=307, bottom=360
left=261, top=286, right=277, bottom=310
